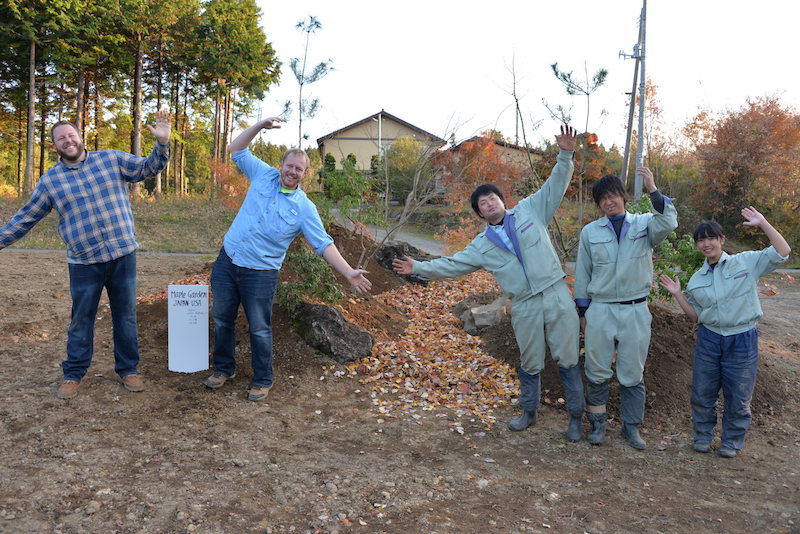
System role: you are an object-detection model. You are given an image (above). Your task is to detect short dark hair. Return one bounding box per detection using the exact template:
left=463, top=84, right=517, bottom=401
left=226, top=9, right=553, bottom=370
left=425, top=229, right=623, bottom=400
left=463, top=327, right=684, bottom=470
left=591, top=174, right=628, bottom=206
left=692, top=221, right=725, bottom=242
left=50, top=121, right=82, bottom=142
left=470, top=184, right=505, bottom=217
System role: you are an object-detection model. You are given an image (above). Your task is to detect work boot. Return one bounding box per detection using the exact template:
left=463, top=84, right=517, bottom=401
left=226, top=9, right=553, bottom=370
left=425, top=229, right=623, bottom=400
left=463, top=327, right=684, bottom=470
left=203, top=371, right=236, bottom=389
left=121, top=374, right=144, bottom=392
left=719, top=446, right=737, bottom=458
left=558, top=365, right=585, bottom=442
left=57, top=380, right=80, bottom=400
left=693, top=441, right=711, bottom=453
left=587, top=411, right=607, bottom=445
left=511, top=368, right=541, bottom=432
left=622, top=423, right=646, bottom=450
left=248, top=385, right=271, bottom=402
left=508, top=410, right=537, bottom=432
left=620, top=381, right=646, bottom=449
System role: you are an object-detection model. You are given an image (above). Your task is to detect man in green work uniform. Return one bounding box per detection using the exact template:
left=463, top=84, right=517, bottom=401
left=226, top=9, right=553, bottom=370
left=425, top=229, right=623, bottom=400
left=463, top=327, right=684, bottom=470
left=573, top=168, right=677, bottom=449
left=394, top=126, right=585, bottom=442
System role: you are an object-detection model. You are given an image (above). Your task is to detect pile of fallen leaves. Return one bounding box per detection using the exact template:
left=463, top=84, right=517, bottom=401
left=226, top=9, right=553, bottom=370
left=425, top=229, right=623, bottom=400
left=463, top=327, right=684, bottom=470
left=347, top=271, right=520, bottom=429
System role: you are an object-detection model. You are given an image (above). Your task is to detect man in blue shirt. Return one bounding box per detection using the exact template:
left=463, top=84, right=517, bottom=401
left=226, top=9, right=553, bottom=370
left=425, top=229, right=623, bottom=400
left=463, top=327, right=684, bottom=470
left=0, top=112, right=171, bottom=399
left=204, top=116, right=371, bottom=401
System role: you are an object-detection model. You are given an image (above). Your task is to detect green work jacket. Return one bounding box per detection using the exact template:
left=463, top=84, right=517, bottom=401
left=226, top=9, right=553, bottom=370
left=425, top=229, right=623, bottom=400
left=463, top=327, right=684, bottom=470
left=573, top=200, right=678, bottom=305
left=412, top=150, right=574, bottom=305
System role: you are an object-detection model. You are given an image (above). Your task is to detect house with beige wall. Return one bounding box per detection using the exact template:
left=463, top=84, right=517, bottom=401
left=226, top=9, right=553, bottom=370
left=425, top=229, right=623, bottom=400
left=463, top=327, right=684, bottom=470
left=316, top=110, right=445, bottom=170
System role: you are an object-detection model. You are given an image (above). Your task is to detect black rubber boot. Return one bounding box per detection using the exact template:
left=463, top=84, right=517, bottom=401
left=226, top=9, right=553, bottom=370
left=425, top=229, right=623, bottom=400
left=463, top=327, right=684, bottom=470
left=622, top=423, right=646, bottom=450
left=586, top=380, right=609, bottom=445
left=620, top=381, right=647, bottom=450
left=587, top=411, right=607, bottom=445
left=508, top=410, right=537, bottom=432
left=509, top=369, right=540, bottom=432
left=558, top=365, right=585, bottom=442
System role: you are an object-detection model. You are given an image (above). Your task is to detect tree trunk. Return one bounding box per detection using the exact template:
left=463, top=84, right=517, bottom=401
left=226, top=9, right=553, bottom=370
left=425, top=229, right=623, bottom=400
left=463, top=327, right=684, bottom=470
left=24, top=38, right=36, bottom=195
left=75, top=70, right=85, bottom=132
left=171, top=70, right=180, bottom=197
left=181, top=76, right=189, bottom=196
left=131, top=36, right=143, bottom=198
left=93, top=80, right=100, bottom=151
left=39, top=98, right=46, bottom=179
left=154, top=37, right=164, bottom=201
left=16, top=110, right=24, bottom=194
left=211, top=84, right=222, bottom=197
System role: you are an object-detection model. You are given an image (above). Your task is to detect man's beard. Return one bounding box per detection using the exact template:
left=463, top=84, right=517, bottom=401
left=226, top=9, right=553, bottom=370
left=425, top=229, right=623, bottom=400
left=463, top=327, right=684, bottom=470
left=56, top=141, right=85, bottom=164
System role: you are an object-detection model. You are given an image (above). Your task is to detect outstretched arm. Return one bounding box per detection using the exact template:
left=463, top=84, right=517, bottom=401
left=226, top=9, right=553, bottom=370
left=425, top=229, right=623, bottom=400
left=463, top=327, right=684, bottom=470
left=322, top=244, right=372, bottom=293
left=229, top=117, right=284, bottom=155
left=741, top=206, right=791, bottom=257
left=659, top=275, right=698, bottom=322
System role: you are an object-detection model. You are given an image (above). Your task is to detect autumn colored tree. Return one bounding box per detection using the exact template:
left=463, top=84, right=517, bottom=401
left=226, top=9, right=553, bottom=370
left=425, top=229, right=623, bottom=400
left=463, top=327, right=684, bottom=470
left=695, top=97, right=800, bottom=239
left=435, top=135, right=527, bottom=252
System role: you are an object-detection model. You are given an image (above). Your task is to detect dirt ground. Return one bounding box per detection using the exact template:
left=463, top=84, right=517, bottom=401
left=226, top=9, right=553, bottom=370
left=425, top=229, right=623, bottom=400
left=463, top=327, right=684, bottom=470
left=1, top=233, right=798, bottom=534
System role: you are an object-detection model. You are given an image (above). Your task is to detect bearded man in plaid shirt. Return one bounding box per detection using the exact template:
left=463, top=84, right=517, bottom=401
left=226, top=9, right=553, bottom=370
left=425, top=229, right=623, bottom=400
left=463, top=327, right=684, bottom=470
left=0, top=112, right=171, bottom=400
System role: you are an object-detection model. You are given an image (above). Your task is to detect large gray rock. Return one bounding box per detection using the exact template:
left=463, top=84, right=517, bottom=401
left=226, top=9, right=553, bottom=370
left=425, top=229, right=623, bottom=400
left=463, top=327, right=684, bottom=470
left=294, top=302, right=374, bottom=363
left=459, top=295, right=511, bottom=335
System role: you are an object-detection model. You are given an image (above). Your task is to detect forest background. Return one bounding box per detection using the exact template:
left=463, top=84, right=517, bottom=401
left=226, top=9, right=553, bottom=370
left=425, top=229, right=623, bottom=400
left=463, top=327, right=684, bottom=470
left=2, top=0, right=798, bottom=272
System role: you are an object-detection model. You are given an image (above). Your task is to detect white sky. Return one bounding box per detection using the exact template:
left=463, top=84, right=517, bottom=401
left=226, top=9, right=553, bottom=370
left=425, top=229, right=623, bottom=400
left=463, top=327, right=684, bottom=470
left=253, top=0, right=799, bottom=151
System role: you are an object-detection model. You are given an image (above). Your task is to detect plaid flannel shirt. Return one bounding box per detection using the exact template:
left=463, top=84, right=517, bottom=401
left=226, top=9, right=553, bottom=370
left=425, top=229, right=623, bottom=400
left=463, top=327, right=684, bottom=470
left=0, top=142, right=169, bottom=264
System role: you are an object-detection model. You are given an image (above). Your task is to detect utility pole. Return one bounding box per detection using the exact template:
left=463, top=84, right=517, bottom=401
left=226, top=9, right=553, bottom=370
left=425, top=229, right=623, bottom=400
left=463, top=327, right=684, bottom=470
left=620, top=0, right=647, bottom=200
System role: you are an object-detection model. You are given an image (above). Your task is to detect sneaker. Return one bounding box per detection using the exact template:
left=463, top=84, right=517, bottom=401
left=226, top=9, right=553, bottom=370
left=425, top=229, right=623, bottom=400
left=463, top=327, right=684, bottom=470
left=248, top=386, right=271, bottom=402
left=719, top=446, right=737, bottom=458
left=694, top=441, right=711, bottom=453
left=203, top=372, right=235, bottom=389
left=121, top=374, right=144, bottom=392
left=57, top=380, right=80, bottom=399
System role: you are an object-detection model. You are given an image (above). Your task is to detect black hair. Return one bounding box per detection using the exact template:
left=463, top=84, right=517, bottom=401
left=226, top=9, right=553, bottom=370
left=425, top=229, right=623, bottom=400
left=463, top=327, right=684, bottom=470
left=470, top=184, right=505, bottom=217
left=591, top=174, right=629, bottom=206
left=692, top=221, right=725, bottom=242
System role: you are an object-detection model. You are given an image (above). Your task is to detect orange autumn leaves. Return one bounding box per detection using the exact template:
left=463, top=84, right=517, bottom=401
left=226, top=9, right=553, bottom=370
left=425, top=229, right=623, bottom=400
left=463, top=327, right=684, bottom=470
left=346, top=272, right=520, bottom=429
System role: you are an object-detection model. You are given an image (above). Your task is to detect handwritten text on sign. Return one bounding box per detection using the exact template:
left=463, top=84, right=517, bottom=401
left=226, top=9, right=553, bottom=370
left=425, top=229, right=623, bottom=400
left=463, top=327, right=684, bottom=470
left=168, top=285, right=209, bottom=373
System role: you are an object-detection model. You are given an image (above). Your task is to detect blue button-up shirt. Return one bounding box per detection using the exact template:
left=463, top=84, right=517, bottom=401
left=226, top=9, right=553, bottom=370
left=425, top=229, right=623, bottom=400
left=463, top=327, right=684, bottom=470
left=0, top=143, right=169, bottom=264
left=224, top=149, right=333, bottom=270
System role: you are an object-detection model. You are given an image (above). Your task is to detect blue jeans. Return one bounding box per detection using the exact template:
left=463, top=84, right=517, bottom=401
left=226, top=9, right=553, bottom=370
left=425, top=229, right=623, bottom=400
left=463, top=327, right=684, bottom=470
left=211, top=248, right=278, bottom=387
left=65, top=252, right=139, bottom=381
left=692, top=325, right=759, bottom=451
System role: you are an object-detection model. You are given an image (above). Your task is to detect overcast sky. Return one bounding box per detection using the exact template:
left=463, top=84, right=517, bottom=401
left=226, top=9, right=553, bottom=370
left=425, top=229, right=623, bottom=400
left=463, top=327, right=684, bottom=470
left=251, top=0, right=798, bottom=151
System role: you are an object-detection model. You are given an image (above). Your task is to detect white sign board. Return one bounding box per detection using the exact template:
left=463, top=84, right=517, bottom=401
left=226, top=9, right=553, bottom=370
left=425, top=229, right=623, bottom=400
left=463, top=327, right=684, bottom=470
left=168, top=285, right=209, bottom=373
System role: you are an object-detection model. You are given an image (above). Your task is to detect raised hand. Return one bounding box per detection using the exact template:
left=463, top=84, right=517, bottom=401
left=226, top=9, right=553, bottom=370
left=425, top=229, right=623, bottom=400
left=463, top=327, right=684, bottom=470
left=260, top=117, right=284, bottom=130
left=146, top=110, right=171, bottom=144
left=659, top=274, right=682, bottom=296
left=741, top=206, right=766, bottom=228
left=637, top=166, right=657, bottom=193
left=554, top=125, right=578, bottom=152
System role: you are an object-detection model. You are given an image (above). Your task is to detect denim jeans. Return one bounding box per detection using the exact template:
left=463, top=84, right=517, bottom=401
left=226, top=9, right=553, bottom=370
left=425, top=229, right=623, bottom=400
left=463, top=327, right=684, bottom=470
left=65, top=252, right=139, bottom=381
left=692, top=325, right=759, bottom=450
left=211, top=248, right=278, bottom=387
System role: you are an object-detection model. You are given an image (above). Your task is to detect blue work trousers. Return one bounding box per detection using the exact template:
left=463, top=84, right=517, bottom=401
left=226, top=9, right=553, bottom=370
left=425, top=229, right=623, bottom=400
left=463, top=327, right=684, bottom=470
left=692, top=325, right=759, bottom=451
